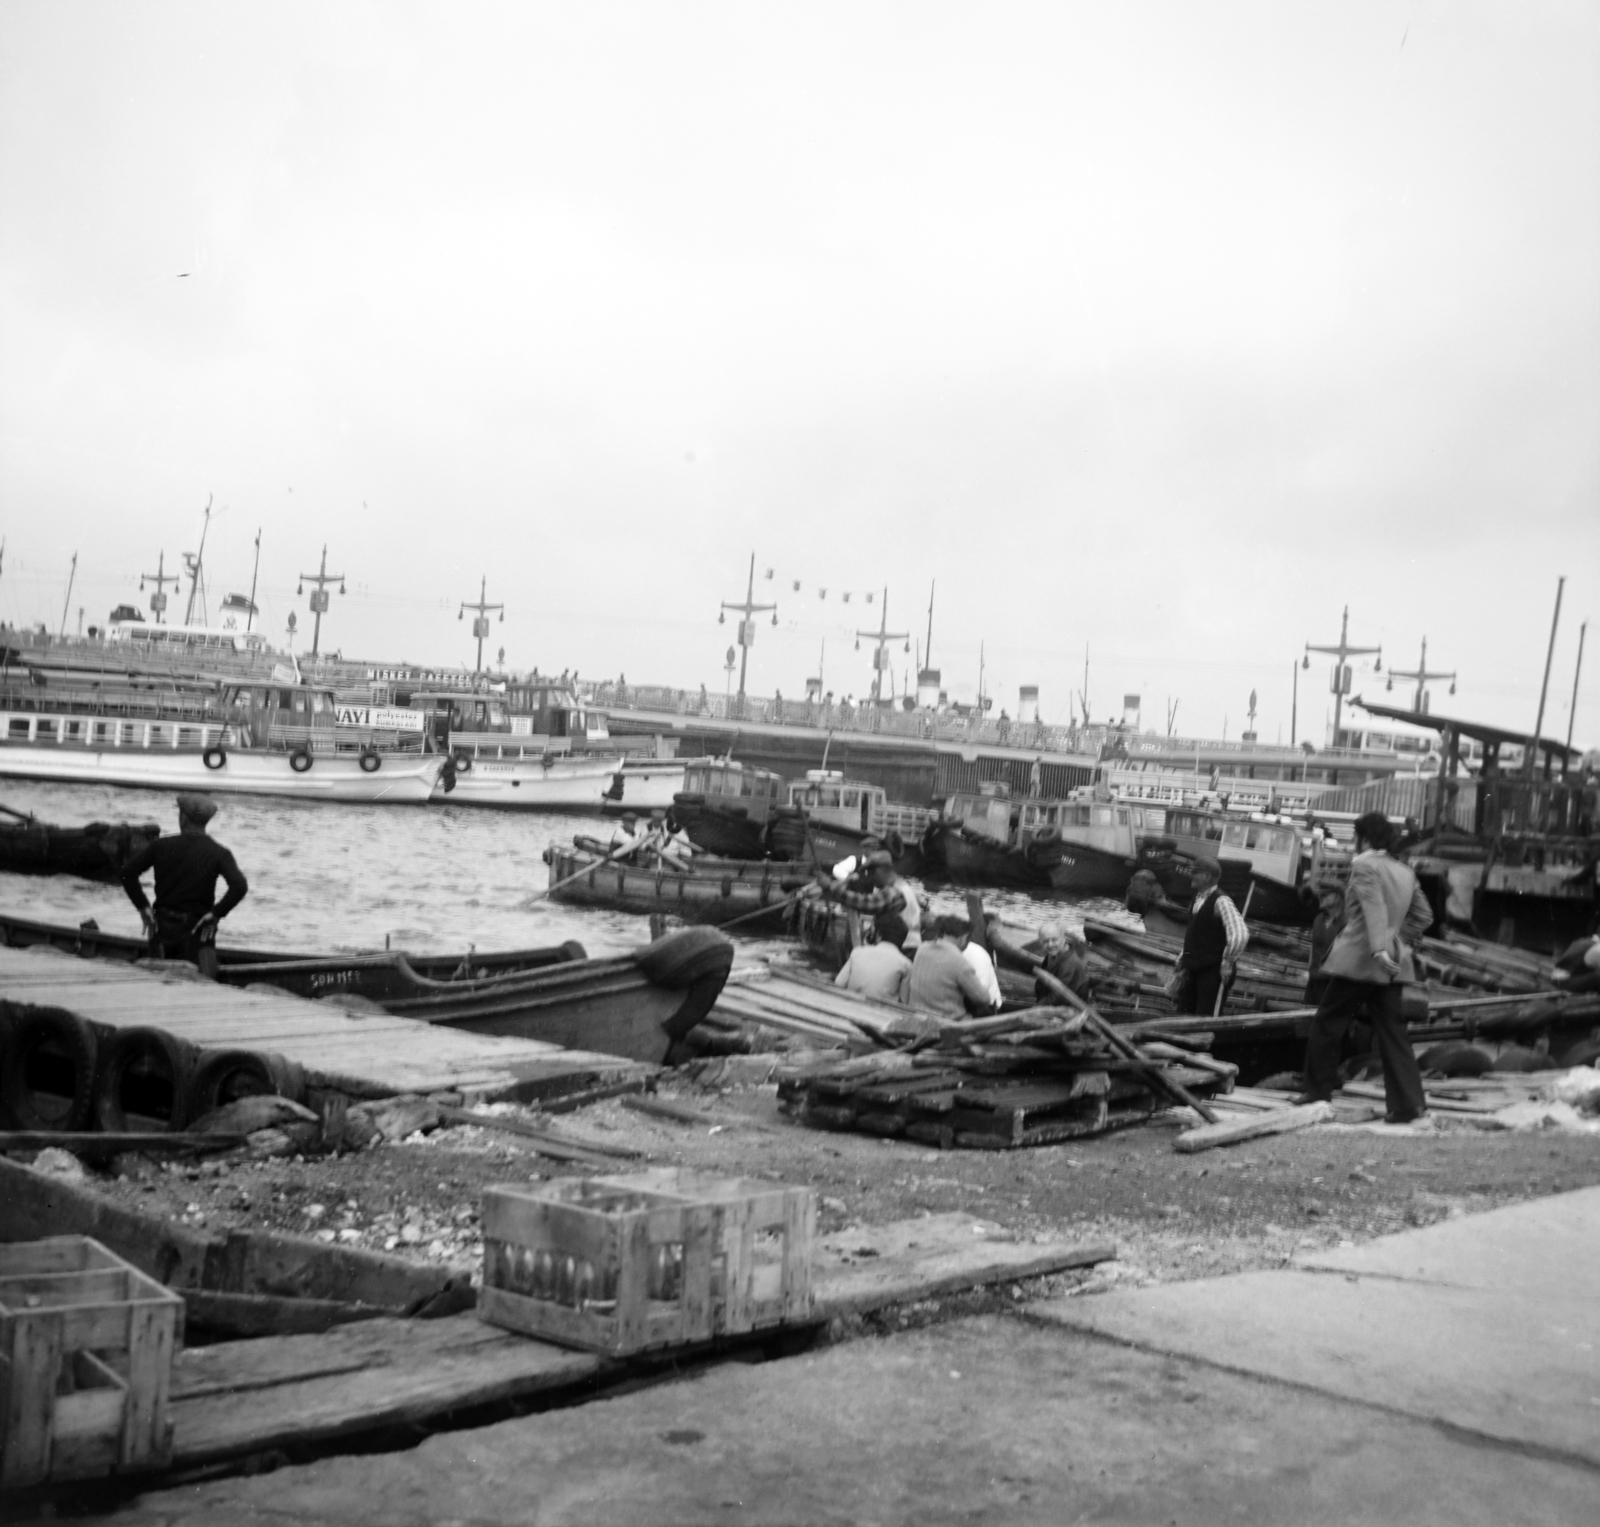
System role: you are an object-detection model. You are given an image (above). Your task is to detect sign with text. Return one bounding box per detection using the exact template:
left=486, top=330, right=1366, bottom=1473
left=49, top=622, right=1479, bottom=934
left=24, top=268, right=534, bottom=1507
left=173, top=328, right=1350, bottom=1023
left=335, top=705, right=426, bottom=732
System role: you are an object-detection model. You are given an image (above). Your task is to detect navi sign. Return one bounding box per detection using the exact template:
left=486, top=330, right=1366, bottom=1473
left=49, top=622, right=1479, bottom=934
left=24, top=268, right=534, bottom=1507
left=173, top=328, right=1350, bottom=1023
left=335, top=705, right=426, bottom=733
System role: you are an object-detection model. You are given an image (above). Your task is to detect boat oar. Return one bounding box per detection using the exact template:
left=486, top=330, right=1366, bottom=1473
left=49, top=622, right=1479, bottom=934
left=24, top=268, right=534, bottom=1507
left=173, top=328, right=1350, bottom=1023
left=0, top=804, right=37, bottom=824
left=526, top=830, right=665, bottom=907
left=1032, top=960, right=1220, bottom=1126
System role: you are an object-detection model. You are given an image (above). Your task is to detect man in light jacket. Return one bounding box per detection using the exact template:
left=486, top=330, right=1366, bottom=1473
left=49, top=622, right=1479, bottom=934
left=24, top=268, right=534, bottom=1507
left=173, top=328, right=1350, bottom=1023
left=1297, top=812, right=1434, bottom=1122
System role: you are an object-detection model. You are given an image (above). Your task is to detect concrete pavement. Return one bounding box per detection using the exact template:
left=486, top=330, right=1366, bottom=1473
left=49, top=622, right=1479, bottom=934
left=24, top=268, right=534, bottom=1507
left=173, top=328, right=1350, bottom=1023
left=105, top=1188, right=1600, bottom=1526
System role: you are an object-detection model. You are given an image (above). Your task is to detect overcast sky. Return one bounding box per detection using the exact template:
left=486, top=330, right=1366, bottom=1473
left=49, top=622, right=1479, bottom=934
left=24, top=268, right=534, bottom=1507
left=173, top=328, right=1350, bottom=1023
left=2, top=2, right=1596, bottom=748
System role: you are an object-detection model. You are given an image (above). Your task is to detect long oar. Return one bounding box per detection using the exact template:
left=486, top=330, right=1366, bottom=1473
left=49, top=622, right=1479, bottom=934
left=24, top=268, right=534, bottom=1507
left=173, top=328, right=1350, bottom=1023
left=0, top=804, right=36, bottom=824
left=526, top=829, right=664, bottom=907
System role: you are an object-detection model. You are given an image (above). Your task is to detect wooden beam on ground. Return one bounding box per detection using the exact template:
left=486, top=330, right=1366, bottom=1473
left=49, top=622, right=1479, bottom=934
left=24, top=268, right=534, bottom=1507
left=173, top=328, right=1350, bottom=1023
left=1174, top=1101, right=1334, bottom=1154
left=618, top=1095, right=778, bottom=1133
left=435, top=1106, right=640, bottom=1163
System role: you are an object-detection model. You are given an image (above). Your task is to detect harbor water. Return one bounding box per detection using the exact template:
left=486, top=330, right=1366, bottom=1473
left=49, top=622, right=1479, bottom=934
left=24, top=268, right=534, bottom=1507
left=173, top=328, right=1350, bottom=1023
left=0, top=780, right=1139, bottom=965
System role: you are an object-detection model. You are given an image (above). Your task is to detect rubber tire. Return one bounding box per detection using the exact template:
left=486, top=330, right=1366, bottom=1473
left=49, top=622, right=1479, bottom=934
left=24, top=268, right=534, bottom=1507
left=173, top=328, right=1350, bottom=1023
left=203, top=746, right=227, bottom=770
left=633, top=926, right=735, bottom=989
left=558, top=939, right=588, bottom=963
left=359, top=750, right=382, bottom=773
left=451, top=750, right=473, bottom=773
left=94, top=1026, right=198, bottom=1133
left=1032, top=826, right=1062, bottom=850
left=1, top=1006, right=99, bottom=1132
left=0, top=1008, right=13, bottom=1128
left=192, top=1048, right=306, bottom=1114
left=289, top=748, right=314, bottom=773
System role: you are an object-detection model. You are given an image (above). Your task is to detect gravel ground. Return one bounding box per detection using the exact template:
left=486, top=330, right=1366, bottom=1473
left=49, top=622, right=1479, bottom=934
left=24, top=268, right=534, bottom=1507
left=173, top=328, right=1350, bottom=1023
left=52, top=1066, right=1600, bottom=1320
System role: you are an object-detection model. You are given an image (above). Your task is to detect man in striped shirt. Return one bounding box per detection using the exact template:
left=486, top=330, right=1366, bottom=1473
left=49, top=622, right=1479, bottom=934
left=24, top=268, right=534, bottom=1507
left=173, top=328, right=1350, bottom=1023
left=1167, top=856, right=1249, bottom=1015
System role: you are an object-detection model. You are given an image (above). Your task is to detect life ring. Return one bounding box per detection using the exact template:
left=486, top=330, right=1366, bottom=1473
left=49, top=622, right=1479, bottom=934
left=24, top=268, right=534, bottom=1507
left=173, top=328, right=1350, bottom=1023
left=203, top=746, right=227, bottom=771
left=884, top=828, right=905, bottom=861
left=359, top=750, right=382, bottom=773
left=452, top=749, right=473, bottom=774
left=289, top=748, right=314, bottom=773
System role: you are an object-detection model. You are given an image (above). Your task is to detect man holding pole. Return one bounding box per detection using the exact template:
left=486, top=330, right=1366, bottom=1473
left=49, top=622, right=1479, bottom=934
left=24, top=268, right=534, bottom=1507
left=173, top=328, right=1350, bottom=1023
left=1166, top=857, right=1248, bottom=1015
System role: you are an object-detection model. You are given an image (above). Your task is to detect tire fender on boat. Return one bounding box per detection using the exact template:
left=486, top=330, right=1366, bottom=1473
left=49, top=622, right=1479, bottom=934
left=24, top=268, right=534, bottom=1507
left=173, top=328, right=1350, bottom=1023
left=289, top=748, right=314, bottom=773
left=359, top=749, right=382, bottom=773
left=0, top=1004, right=100, bottom=1132
left=452, top=749, right=473, bottom=774
left=94, top=1026, right=198, bottom=1133
left=632, top=927, right=735, bottom=1039
left=203, top=746, right=228, bottom=770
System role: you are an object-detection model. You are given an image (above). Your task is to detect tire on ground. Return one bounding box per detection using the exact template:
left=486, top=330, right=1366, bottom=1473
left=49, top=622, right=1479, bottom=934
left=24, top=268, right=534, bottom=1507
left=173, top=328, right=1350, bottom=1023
left=94, top=1026, right=199, bottom=1133
left=0, top=1005, right=100, bottom=1132
left=192, top=1048, right=306, bottom=1114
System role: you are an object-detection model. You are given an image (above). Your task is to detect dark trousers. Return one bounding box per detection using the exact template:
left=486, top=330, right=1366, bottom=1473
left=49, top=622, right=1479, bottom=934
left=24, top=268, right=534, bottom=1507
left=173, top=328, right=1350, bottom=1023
left=1179, top=964, right=1230, bottom=1017
left=1304, top=976, right=1426, bottom=1120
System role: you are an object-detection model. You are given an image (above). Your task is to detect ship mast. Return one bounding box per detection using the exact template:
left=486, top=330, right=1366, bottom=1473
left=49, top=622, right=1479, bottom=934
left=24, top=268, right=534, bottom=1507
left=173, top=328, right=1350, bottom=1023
left=182, top=497, right=212, bottom=626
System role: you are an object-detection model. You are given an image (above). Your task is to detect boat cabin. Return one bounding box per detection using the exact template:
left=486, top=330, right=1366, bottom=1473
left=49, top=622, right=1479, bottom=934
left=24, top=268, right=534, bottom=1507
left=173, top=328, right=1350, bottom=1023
left=406, top=690, right=511, bottom=751
left=786, top=769, right=932, bottom=842
left=682, top=759, right=785, bottom=822
left=501, top=680, right=609, bottom=748
left=1163, top=807, right=1303, bottom=889
left=945, top=785, right=1152, bottom=858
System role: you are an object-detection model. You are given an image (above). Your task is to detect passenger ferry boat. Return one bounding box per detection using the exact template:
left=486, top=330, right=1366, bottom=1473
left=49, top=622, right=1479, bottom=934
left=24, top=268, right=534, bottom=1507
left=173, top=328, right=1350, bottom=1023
left=1158, top=805, right=1340, bottom=924
left=671, top=759, right=787, bottom=858
left=766, top=769, right=937, bottom=875
left=0, top=673, right=443, bottom=803
left=937, top=785, right=1148, bottom=894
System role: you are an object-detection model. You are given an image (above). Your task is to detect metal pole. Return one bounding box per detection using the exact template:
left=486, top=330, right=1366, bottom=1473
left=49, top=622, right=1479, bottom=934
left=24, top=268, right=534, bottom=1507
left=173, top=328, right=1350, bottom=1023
left=1290, top=659, right=1298, bottom=747
left=736, top=553, right=753, bottom=706
left=1528, top=576, right=1564, bottom=777
left=476, top=576, right=486, bottom=674
left=1332, top=606, right=1348, bottom=743
left=1564, top=619, right=1586, bottom=764
left=58, top=552, right=77, bottom=637
left=246, top=530, right=261, bottom=632
left=312, top=547, right=326, bottom=657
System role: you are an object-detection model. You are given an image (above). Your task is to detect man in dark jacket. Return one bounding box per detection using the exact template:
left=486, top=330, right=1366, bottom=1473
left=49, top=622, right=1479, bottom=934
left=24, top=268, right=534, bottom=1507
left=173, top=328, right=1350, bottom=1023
left=1167, top=856, right=1249, bottom=1015
left=121, top=793, right=248, bottom=972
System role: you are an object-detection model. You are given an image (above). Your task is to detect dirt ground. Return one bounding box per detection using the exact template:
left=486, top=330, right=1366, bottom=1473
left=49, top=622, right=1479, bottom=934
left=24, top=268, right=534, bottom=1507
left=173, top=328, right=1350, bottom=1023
left=48, top=1061, right=1600, bottom=1331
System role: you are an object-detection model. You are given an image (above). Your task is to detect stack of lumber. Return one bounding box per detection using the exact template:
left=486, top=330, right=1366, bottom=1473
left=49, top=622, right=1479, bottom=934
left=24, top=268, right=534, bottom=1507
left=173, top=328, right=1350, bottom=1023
left=703, top=965, right=928, bottom=1054
left=1415, top=931, right=1558, bottom=994
left=1081, top=918, right=1311, bottom=1012
left=775, top=1008, right=1236, bottom=1150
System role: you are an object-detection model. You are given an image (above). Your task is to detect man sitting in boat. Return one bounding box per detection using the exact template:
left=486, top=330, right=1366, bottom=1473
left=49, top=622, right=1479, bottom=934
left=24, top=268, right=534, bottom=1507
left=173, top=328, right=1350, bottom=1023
left=833, top=913, right=912, bottom=1003
left=645, top=809, right=697, bottom=873
left=961, top=925, right=1003, bottom=1010
left=1035, top=921, right=1093, bottom=1002
left=908, top=915, right=999, bottom=1018
left=608, top=811, right=647, bottom=862
left=120, top=792, right=248, bottom=974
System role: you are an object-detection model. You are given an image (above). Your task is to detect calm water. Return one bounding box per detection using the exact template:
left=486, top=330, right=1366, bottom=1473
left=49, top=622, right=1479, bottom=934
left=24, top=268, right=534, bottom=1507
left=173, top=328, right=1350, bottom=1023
left=0, top=780, right=1138, bottom=962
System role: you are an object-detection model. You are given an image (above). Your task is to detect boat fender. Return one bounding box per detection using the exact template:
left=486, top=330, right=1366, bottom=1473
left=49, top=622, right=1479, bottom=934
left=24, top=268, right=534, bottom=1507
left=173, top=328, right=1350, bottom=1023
left=439, top=755, right=457, bottom=793
left=632, top=928, right=735, bottom=1033
left=1032, top=825, right=1062, bottom=849
left=94, top=1026, right=198, bottom=1133
left=0, top=1005, right=99, bottom=1132
left=884, top=828, right=905, bottom=861
left=203, top=746, right=228, bottom=771
left=191, top=1048, right=305, bottom=1115
left=451, top=749, right=473, bottom=774
left=359, top=749, right=382, bottom=773
left=289, top=747, right=314, bottom=773
left=558, top=939, right=588, bottom=963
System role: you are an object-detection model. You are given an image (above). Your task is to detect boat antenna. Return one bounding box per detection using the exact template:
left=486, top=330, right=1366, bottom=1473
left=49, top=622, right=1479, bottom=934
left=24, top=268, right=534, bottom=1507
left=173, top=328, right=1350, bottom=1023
left=924, top=579, right=935, bottom=672
left=246, top=529, right=262, bottom=633
left=58, top=551, right=78, bottom=637
left=1078, top=643, right=1090, bottom=727
left=1527, top=575, right=1564, bottom=778
left=140, top=550, right=178, bottom=624
left=821, top=729, right=832, bottom=770
left=1565, top=620, right=1587, bottom=761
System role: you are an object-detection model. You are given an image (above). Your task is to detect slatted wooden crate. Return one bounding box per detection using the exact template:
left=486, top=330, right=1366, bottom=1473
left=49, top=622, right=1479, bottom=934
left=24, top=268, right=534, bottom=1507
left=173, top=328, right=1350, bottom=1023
left=479, top=1168, right=815, bottom=1356
left=0, top=1237, right=183, bottom=1488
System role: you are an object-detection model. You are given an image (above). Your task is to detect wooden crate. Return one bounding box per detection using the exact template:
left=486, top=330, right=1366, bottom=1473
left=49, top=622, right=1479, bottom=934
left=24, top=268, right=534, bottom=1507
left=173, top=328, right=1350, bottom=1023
left=0, top=1237, right=183, bottom=1488
left=479, top=1168, right=815, bottom=1356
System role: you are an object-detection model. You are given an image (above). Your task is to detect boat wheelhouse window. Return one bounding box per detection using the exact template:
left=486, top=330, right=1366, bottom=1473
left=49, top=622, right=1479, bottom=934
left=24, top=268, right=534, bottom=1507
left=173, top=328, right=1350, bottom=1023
left=739, top=777, right=753, bottom=796
left=844, top=790, right=859, bottom=808
left=1200, top=819, right=1224, bottom=841
left=1222, top=823, right=1249, bottom=847
left=1116, top=809, right=1129, bottom=826
left=64, top=719, right=84, bottom=742
left=822, top=788, right=841, bottom=808
left=1092, top=807, right=1113, bottom=827
left=9, top=716, right=31, bottom=739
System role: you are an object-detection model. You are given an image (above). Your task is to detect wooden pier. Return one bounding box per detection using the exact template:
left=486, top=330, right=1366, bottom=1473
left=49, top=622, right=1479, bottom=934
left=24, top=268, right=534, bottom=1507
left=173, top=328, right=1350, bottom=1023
left=0, top=946, right=650, bottom=1102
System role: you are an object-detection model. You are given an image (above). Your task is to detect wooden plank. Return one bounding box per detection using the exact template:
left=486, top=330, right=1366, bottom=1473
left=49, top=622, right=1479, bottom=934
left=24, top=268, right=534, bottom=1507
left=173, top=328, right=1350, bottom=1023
left=1, top=1308, right=61, bottom=1486
left=1174, top=1101, right=1335, bottom=1154
left=182, top=1289, right=396, bottom=1338
left=121, top=1296, right=175, bottom=1469
left=436, top=1105, right=640, bottom=1163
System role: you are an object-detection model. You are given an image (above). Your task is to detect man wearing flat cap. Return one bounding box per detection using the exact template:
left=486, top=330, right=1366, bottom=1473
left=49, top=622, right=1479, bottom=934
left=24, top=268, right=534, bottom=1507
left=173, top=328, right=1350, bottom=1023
left=121, top=793, right=249, bottom=974
left=1166, top=855, right=1249, bottom=1015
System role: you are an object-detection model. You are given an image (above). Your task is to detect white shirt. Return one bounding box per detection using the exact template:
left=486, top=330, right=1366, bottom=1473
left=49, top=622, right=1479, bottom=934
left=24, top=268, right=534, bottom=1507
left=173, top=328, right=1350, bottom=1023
left=961, top=941, right=1003, bottom=1007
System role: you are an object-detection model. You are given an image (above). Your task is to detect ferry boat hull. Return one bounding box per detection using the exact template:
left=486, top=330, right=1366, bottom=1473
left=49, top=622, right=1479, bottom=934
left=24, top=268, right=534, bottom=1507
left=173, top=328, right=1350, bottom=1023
left=1045, top=840, right=1138, bottom=896
left=432, top=753, right=619, bottom=810
left=766, top=811, right=933, bottom=877
left=0, top=743, right=443, bottom=804
left=671, top=797, right=771, bottom=858
left=939, top=827, right=1050, bottom=890
left=599, top=759, right=688, bottom=816
left=544, top=844, right=812, bottom=930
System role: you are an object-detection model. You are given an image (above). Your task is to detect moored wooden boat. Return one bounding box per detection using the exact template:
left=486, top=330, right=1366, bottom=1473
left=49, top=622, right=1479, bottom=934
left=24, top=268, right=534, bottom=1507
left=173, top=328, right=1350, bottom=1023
left=0, top=812, right=161, bottom=884
left=935, top=787, right=1143, bottom=896
left=764, top=770, right=936, bottom=876
left=543, top=843, right=813, bottom=930
left=671, top=759, right=787, bottom=858
left=219, top=928, right=735, bottom=1065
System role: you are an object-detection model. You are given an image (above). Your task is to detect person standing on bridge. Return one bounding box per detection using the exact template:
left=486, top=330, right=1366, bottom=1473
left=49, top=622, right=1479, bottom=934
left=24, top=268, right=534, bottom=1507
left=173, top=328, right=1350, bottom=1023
left=121, top=793, right=248, bottom=975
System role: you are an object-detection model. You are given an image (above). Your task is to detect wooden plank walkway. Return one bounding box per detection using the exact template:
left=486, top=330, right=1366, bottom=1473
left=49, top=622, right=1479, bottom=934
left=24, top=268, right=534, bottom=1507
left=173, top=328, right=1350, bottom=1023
left=163, top=1214, right=1112, bottom=1470
left=0, top=946, right=650, bottom=1101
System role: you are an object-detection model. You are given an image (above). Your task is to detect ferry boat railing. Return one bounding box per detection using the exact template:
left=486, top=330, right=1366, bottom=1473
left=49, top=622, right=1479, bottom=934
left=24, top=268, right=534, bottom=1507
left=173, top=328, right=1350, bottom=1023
left=2, top=710, right=234, bottom=750
left=267, top=721, right=426, bottom=754
left=446, top=729, right=580, bottom=761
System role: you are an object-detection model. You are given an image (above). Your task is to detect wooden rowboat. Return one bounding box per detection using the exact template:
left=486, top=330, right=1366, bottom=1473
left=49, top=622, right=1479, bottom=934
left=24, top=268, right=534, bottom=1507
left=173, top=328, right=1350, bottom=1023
left=0, top=812, right=161, bottom=884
